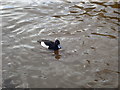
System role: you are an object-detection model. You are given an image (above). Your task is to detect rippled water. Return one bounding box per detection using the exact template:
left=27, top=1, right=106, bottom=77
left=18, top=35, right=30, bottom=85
left=1, top=0, right=119, bottom=88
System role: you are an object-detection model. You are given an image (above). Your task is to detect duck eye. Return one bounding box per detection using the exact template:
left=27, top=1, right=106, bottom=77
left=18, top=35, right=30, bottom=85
left=55, top=40, right=60, bottom=45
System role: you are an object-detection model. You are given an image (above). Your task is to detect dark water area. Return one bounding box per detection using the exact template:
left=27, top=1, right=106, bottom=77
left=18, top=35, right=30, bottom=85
left=1, top=0, right=119, bottom=88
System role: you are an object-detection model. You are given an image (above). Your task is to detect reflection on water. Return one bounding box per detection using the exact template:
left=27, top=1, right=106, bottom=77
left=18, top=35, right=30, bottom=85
left=2, top=0, right=119, bottom=88
left=54, top=50, right=61, bottom=60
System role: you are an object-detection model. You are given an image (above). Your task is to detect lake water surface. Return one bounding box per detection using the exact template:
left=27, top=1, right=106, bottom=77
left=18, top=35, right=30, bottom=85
left=1, top=0, right=119, bottom=88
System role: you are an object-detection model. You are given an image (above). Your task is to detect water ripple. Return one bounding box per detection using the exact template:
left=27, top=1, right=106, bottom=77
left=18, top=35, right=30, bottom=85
left=2, top=0, right=119, bottom=88
left=11, top=44, right=35, bottom=49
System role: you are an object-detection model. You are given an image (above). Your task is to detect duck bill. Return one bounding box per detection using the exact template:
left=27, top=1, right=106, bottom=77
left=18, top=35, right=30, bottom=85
left=58, top=45, right=61, bottom=49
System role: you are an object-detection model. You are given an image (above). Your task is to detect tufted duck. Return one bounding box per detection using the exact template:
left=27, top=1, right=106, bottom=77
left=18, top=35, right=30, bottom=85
left=37, top=39, right=61, bottom=50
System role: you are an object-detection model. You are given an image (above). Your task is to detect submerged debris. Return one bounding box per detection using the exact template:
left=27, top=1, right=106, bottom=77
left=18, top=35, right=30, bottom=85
left=90, top=46, right=96, bottom=50
left=106, top=63, right=110, bottom=66
left=91, top=32, right=117, bottom=39
left=86, top=60, right=90, bottom=64
left=94, top=79, right=98, bottom=82
left=97, top=69, right=120, bottom=74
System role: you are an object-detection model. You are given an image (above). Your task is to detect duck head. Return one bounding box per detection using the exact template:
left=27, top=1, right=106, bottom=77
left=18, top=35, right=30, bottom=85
left=55, top=39, right=61, bottom=49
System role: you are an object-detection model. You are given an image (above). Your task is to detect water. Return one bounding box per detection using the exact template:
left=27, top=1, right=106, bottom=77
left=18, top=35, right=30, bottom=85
left=1, top=0, right=119, bottom=88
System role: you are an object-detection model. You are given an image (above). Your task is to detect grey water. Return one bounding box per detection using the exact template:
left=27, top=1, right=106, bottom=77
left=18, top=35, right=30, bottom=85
left=1, top=0, right=119, bottom=88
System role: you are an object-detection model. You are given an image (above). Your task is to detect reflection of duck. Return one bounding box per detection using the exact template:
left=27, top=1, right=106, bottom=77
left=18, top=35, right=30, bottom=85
left=54, top=50, right=61, bottom=60
left=37, top=39, right=61, bottom=50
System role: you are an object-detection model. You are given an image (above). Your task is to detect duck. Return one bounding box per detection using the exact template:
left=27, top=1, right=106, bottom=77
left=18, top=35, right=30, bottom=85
left=37, top=39, right=61, bottom=51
